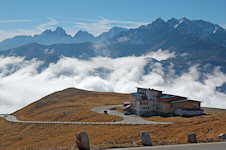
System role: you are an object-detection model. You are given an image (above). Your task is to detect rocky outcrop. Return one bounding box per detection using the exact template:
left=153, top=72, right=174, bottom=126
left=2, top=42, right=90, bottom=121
left=76, top=131, right=90, bottom=150
left=140, top=131, right=152, bottom=146
left=188, top=132, right=198, bottom=143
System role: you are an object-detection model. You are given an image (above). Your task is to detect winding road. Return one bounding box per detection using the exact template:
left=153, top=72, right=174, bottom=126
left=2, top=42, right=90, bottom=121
left=0, top=105, right=172, bottom=125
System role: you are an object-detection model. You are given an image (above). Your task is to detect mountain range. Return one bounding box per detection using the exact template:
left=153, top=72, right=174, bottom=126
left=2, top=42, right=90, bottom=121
left=1, top=17, right=225, bottom=51
left=0, top=18, right=225, bottom=77
left=0, top=26, right=128, bottom=51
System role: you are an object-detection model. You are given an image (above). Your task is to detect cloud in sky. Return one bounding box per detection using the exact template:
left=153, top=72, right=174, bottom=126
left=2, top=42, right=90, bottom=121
left=0, top=18, right=58, bottom=42
left=145, top=49, right=175, bottom=61
left=0, top=19, right=33, bottom=23
left=69, top=16, right=149, bottom=36
left=0, top=51, right=226, bottom=114
left=36, top=17, right=58, bottom=31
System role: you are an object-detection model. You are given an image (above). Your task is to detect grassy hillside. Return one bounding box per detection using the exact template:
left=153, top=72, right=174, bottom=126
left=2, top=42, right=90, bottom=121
left=0, top=88, right=225, bottom=149
left=13, top=88, right=131, bottom=122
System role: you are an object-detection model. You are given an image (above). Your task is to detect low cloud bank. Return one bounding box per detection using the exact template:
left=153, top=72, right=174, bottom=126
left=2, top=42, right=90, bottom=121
left=0, top=52, right=226, bottom=113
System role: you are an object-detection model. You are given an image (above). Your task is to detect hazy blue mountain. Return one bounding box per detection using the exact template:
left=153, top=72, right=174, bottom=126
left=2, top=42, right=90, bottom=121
left=0, top=27, right=72, bottom=51
left=0, top=35, right=34, bottom=51
left=33, top=27, right=73, bottom=45
left=0, top=42, right=95, bottom=68
left=0, top=26, right=127, bottom=51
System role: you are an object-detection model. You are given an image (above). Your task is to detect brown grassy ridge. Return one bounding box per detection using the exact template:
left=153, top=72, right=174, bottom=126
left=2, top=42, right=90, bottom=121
left=13, top=88, right=131, bottom=122
left=0, top=88, right=225, bottom=149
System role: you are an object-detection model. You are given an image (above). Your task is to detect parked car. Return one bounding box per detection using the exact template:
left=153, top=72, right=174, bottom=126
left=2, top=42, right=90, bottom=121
left=124, top=110, right=131, bottom=115
left=104, top=110, right=107, bottom=114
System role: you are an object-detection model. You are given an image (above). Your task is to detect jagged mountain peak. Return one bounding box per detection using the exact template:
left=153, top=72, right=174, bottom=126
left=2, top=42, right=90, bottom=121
left=167, top=18, right=179, bottom=27
left=146, top=17, right=167, bottom=31
left=40, top=27, right=68, bottom=36
left=110, top=26, right=126, bottom=30
left=74, top=30, right=94, bottom=37
left=106, top=26, right=128, bottom=35
left=73, top=30, right=95, bottom=42
left=155, top=17, right=165, bottom=23
left=180, top=17, right=189, bottom=21
left=168, top=17, right=177, bottom=21
left=97, top=26, right=128, bottom=41
left=147, top=17, right=166, bottom=27
left=41, top=29, right=52, bottom=35
left=54, top=27, right=67, bottom=35
left=77, top=30, right=87, bottom=33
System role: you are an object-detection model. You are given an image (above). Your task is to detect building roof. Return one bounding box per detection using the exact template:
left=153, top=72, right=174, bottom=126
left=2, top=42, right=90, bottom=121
left=160, top=94, right=176, bottom=98
left=131, top=93, right=146, bottom=96
left=136, top=87, right=163, bottom=92
left=171, top=99, right=201, bottom=103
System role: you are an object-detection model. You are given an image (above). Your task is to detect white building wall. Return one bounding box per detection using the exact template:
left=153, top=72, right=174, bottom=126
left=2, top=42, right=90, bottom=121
left=145, top=90, right=158, bottom=111
left=176, top=109, right=204, bottom=116
left=136, top=102, right=140, bottom=112
left=135, top=88, right=162, bottom=116
left=136, top=100, right=156, bottom=112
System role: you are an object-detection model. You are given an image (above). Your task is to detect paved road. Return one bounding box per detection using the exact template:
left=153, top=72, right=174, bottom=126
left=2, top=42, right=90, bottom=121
left=107, top=142, right=226, bottom=150
left=92, top=105, right=171, bottom=124
left=0, top=105, right=172, bottom=125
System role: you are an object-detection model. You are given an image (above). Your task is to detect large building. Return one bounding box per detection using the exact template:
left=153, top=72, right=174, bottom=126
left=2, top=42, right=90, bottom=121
left=125, top=87, right=204, bottom=117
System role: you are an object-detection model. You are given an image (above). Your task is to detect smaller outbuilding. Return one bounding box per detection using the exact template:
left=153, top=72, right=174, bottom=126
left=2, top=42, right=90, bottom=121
left=171, top=99, right=204, bottom=116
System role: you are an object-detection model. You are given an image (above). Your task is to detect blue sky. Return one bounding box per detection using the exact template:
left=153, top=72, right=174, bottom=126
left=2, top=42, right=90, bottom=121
left=0, top=0, right=225, bottom=41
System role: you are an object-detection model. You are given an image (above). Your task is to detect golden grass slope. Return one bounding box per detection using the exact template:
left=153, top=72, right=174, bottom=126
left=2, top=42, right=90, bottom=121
left=14, top=88, right=131, bottom=122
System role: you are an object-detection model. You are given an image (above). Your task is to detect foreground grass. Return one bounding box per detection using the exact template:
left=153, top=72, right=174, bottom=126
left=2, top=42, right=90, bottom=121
left=0, top=112, right=226, bottom=149
left=0, top=88, right=225, bottom=149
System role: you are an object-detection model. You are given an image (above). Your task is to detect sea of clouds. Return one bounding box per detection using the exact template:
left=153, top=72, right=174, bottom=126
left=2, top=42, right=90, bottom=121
left=0, top=49, right=226, bottom=113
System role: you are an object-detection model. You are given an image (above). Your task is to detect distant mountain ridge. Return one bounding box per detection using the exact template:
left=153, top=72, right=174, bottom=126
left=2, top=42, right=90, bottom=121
left=2, top=17, right=224, bottom=51
left=0, top=26, right=128, bottom=51
left=0, top=17, right=226, bottom=74
left=113, top=17, right=226, bottom=47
